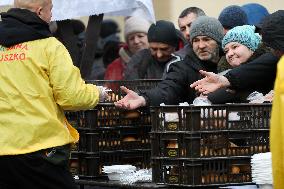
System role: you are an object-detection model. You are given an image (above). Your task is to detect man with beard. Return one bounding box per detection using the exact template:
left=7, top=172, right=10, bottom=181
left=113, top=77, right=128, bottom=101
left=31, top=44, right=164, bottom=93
left=124, top=20, right=181, bottom=79
left=114, top=16, right=224, bottom=109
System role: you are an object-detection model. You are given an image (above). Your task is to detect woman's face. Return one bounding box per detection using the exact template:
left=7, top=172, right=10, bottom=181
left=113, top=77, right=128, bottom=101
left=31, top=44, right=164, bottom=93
left=224, top=42, right=253, bottom=67
left=127, top=32, right=149, bottom=54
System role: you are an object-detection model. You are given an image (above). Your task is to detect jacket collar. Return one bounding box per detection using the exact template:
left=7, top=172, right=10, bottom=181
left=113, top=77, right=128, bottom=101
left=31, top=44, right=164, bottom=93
left=186, top=47, right=218, bottom=73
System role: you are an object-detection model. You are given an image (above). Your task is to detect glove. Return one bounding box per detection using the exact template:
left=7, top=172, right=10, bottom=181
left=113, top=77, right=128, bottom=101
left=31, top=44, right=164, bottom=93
left=97, top=86, right=110, bottom=102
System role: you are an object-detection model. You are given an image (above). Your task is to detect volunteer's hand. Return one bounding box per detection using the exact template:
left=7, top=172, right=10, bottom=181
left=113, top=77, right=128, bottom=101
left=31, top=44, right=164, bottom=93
left=114, top=86, right=146, bottom=110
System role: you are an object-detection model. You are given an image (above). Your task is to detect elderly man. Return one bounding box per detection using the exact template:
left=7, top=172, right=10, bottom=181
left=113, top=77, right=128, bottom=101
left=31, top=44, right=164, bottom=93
left=114, top=16, right=224, bottom=109
left=0, top=0, right=107, bottom=188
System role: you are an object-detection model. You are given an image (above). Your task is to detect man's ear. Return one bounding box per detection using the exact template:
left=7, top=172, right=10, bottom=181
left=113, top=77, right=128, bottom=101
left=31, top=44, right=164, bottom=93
left=35, top=7, right=42, bottom=17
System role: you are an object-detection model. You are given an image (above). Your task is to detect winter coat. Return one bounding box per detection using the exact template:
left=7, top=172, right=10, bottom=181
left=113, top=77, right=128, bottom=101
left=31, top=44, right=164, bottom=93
left=270, top=56, right=284, bottom=189
left=139, top=48, right=218, bottom=105
left=208, top=44, right=278, bottom=103
left=224, top=51, right=279, bottom=91
left=104, top=45, right=132, bottom=80
left=0, top=8, right=100, bottom=155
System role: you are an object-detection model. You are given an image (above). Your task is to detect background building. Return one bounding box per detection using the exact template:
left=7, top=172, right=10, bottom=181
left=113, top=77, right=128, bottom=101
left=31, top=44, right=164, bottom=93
left=1, top=0, right=282, bottom=41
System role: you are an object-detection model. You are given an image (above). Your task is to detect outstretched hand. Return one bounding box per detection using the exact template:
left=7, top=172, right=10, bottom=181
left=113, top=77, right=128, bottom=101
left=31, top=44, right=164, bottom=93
left=114, top=86, right=146, bottom=110
left=190, top=70, right=229, bottom=94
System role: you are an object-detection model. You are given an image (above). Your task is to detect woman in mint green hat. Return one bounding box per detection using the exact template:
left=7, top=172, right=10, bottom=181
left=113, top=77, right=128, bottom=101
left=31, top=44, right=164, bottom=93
left=222, top=25, right=261, bottom=68
left=207, top=25, right=273, bottom=104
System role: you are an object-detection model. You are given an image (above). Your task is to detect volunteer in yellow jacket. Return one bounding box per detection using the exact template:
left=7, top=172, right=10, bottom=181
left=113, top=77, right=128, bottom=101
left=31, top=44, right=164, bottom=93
left=271, top=56, right=284, bottom=188
left=261, top=11, right=284, bottom=189
left=0, top=0, right=107, bottom=189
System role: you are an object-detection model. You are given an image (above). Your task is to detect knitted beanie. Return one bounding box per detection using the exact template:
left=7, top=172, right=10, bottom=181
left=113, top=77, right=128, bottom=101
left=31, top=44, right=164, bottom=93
left=190, top=16, right=224, bottom=44
left=124, top=17, right=151, bottom=40
left=242, top=3, right=269, bottom=25
left=222, top=25, right=261, bottom=51
left=218, top=5, right=248, bottom=29
left=147, top=20, right=179, bottom=47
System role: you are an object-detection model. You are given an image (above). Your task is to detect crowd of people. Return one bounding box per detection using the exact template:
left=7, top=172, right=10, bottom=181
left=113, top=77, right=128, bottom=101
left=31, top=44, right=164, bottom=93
left=0, top=0, right=283, bottom=188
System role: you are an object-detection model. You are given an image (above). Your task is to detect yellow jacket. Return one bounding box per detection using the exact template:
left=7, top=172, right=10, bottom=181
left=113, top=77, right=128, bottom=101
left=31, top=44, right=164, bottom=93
left=271, top=56, right=284, bottom=189
left=0, top=37, right=100, bottom=155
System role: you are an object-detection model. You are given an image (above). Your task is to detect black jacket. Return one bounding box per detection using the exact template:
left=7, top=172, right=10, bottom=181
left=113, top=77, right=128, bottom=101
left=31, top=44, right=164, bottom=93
left=208, top=45, right=279, bottom=104
left=225, top=52, right=278, bottom=92
left=140, top=48, right=218, bottom=105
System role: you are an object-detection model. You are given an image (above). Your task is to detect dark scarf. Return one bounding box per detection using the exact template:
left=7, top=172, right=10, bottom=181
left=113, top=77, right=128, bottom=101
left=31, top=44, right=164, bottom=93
left=0, top=8, right=52, bottom=47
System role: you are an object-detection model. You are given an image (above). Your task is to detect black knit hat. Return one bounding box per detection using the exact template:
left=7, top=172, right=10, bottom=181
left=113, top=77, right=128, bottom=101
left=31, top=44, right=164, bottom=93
left=261, top=10, right=284, bottom=52
left=147, top=20, right=179, bottom=48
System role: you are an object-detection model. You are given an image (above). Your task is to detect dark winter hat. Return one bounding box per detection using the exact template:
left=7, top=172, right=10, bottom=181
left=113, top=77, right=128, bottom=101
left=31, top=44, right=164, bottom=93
left=100, top=19, right=120, bottom=38
left=261, top=10, right=284, bottom=52
left=242, top=3, right=269, bottom=25
left=218, top=5, right=248, bottom=30
left=70, top=19, right=85, bottom=35
left=147, top=20, right=179, bottom=48
left=190, top=16, right=224, bottom=44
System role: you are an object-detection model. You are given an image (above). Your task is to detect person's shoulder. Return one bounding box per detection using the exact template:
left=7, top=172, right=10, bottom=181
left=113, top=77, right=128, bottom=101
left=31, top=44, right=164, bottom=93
left=250, top=52, right=279, bottom=65
left=165, top=54, right=183, bottom=73
left=32, top=37, right=65, bottom=49
left=167, top=54, right=195, bottom=74
left=173, top=44, right=192, bottom=59
left=106, top=57, right=123, bottom=69
left=128, top=49, right=151, bottom=65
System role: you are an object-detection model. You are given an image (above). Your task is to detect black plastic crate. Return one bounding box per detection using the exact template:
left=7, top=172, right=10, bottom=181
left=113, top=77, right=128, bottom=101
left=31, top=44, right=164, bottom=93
left=87, top=79, right=161, bottom=102
left=152, top=157, right=252, bottom=187
left=78, top=126, right=151, bottom=152
left=151, top=131, right=269, bottom=158
left=65, top=111, right=83, bottom=128
left=71, top=150, right=151, bottom=179
left=69, top=152, right=100, bottom=179
left=81, top=103, right=151, bottom=128
left=69, top=152, right=80, bottom=176
left=150, top=104, right=271, bottom=132
left=100, top=149, right=151, bottom=169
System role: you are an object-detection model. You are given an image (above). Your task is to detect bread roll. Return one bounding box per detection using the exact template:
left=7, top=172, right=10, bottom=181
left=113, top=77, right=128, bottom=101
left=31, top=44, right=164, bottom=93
left=124, top=110, right=140, bottom=119
left=167, top=141, right=178, bottom=148
left=123, top=136, right=136, bottom=142
left=231, top=166, right=240, bottom=174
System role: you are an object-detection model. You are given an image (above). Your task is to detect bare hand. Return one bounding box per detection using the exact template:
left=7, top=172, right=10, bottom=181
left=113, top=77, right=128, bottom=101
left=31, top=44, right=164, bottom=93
left=114, top=86, right=146, bottom=110
left=190, top=70, right=229, bottom=94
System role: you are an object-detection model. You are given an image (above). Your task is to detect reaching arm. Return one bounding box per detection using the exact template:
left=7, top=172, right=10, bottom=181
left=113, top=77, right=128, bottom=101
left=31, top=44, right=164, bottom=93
left=190, top=70, right=230, bottom=94
left=224, top=53, right=278, bottom=90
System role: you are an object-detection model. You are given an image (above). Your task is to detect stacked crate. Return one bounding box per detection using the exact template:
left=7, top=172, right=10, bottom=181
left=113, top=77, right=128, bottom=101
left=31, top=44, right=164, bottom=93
left=150, top=104, right=271, bottom=187
left=67, top=80, right=160, bottom=179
